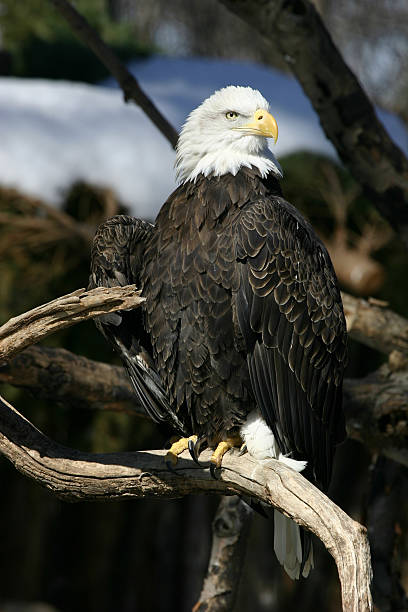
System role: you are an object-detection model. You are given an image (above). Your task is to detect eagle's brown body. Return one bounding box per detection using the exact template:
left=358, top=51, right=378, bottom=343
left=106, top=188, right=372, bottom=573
left=90, top=167, right=347, bottom=492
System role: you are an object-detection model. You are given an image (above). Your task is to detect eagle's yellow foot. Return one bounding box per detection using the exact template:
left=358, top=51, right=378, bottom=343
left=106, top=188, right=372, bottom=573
left=165, top=435, right=198, bottom=473
left=210, top=435, right=242, bottom=479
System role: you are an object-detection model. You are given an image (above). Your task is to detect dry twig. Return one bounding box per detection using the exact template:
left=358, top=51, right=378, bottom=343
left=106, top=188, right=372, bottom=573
left=0, top=345, right=145, bottom=416
left=48, top=0, right=179, bottom=148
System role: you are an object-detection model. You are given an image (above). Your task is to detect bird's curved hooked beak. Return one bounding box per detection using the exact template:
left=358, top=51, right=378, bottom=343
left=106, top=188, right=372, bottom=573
left=233, top=109, right=278, bottom=143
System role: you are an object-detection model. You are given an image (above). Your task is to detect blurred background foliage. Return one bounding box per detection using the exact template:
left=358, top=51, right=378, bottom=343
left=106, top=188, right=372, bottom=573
left=0, top=0, right=152, bottom=81
left=0, top=1, right=407, bottom=611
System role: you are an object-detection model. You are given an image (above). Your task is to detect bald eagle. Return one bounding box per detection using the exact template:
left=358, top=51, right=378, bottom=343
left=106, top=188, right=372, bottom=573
left=89, top=86, right=347, bottom=580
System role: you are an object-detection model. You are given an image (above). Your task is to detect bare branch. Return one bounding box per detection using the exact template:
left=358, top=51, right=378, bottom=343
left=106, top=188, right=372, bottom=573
left=0, top=345, right=145, bottom=416
left=48, top=0, right=179, bottom=148
left=218, top=0, right=408, bottom=247
left=0, top=286, right=144, bottom=362
left=345, top=365, right=408, bottom=468
left=193, top=496, right=252, bottom=612
left=342, top=293, right=408, bottom=357
left=0, top=394, right=372, bottom=611
left=366, top=456, right=408, bottom=609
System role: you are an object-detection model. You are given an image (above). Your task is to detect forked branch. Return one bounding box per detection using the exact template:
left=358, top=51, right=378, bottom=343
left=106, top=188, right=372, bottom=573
left=0, top=394, right=372, bottom=611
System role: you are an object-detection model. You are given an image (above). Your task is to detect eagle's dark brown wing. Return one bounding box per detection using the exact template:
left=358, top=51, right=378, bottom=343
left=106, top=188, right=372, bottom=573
left=89, top=215, right=185, bottom=432
left=234, top=197, right=347, bottom=490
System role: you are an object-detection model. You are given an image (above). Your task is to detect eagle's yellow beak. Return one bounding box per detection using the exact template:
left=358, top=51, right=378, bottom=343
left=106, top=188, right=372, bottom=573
left=234, top=109, right=278, bottom=143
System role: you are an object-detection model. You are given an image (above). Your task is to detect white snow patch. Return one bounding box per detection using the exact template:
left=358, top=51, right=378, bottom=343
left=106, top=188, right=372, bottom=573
left=0, top=56, right=406, bottom=217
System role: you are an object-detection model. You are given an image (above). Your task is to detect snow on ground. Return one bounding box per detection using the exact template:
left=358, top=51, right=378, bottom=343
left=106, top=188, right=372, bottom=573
left=0, top=56, right=406, bottom=218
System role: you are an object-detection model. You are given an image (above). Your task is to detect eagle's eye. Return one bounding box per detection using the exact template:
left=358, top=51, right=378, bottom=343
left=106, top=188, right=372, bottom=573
left=225, top=111, right=238, bottom=120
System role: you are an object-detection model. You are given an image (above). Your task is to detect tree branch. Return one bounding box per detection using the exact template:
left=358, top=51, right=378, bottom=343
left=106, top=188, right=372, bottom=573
left=218, top=0, right=408, bottom=247
left=0, top=286, right=144, bottom=362
left=48, top=0, right=179, bottom=148
left=193, top=496, right=252, bottom=612
left=342, top=293, right=408, bottom=358
left=0, top=394, right=372, bottom=611
left=345, top=365, right=408, bottom=468
left=366, top=456, right=408, bottom=609
left=0, top=345, right=145, bottom=416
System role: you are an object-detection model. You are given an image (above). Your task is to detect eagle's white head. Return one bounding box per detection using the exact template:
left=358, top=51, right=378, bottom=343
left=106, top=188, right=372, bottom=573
left=175, top=85, right=283, bottom=184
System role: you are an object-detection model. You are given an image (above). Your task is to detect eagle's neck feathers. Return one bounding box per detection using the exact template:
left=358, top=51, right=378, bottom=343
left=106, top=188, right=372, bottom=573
left=175, top=134, right=282, bottom=184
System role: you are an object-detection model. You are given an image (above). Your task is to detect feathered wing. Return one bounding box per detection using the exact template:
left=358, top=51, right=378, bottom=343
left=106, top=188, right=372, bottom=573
left=89, top=215, right=185, bottom=433
left=234, top=195, right=347, bottom=577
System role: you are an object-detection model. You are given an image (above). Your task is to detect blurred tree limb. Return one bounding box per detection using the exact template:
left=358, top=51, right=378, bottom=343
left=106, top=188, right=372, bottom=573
left=193, top=495, right=252, bottom=612
left=0, top=393, right=372, bottom=611
left=218, top=0, right=408, bottom=247
left=342, top=293, right=408, bottom=358
left=0, top=345, right=145, bottom=416
left=48, top=0, right=179, bottom=147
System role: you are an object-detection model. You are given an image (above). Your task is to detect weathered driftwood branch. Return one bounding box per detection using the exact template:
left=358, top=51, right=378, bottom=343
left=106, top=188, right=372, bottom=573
left=0, top=394, right=372, bottom=611
left=342, top=293, right=408, bottom=358
left=1, top=345, right=407, bottom=466
left=48, top=0, right=179, bottom=148
left=345, top=365, right=408, bottom=468
left=193, top=496, right=252, bottom=612
left=218, top=0, right=408, bottom=247
left=0, top=286, right=144, bottom=362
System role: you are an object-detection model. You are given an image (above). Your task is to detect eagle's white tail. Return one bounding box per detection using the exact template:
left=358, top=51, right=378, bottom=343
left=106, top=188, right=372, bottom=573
left=274, top=510, right=314, bottom=579
left=240, top=410, right=314, bottom=580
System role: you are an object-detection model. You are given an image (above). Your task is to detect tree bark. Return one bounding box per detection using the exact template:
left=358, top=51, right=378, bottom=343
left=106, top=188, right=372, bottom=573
left=0, top=394, right=372, bottom=611
left=0, top=286, right=144, bottom=362
left=193, top=496, right=252, bottom=612
left=366, top=456, right=408, bottom=611
left=342, top=293, right=408, bottom=358
left=345, top=365, right=408, bottom=468
left=218, top=0, right=408, bottom=247
left=0, top=345, right=145, bottom=416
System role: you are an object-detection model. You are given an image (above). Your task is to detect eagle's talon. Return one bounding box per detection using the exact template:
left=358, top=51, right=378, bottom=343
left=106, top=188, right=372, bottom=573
left=188, top=438, right=200, bottom=464
left=188, top=435, right=207, bottom=464
left=210, top=463, right=220, bottom=480
left=238, top=443, right=248, bottom=457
